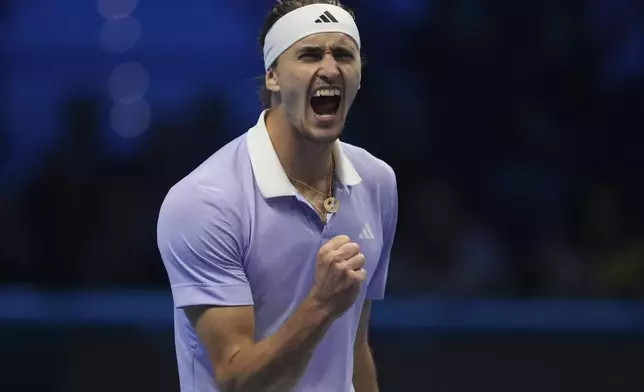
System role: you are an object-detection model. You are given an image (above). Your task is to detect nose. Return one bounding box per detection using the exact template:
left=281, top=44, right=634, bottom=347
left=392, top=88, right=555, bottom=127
left=317, top=53, right=340, bottom=80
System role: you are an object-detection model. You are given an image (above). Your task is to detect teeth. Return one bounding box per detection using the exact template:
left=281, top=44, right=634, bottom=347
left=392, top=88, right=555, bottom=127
left=313, top=88, right=341, bottom=97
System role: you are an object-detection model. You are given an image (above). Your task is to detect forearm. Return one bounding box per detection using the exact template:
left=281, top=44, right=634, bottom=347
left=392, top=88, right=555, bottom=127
left=353, top=342, right=379, bottom=392
left=221, top=296, right=335, bottom=392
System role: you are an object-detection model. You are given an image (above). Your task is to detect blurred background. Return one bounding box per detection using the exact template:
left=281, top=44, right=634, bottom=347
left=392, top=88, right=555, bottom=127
left=1, top=0, right=643, bottom=391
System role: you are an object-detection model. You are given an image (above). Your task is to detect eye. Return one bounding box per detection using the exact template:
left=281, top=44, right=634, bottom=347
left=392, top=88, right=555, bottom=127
left=333, top=49, right=355, bottom=61
left=335, top=53, right=354, bottom=61
left=299, top=53, right=321, bottom=61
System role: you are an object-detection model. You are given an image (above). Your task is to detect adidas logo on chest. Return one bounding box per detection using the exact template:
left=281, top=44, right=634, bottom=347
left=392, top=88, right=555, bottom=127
left=358, top=222, right=375, bottom=240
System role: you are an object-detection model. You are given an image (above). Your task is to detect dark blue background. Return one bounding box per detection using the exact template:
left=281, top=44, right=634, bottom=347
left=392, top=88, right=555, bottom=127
left=1, top=1, right=643, bottom=390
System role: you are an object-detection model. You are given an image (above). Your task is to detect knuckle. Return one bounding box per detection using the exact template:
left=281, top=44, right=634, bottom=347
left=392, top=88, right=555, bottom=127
left=347, top=245, right=358, bottom=256
left=329, top=250, right=342, bottom=263
left=318, top=254, right=333, bottom=266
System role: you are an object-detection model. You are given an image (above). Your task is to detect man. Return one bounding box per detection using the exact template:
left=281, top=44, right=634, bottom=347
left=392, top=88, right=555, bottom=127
left=157, top=1, right=398, bottom=391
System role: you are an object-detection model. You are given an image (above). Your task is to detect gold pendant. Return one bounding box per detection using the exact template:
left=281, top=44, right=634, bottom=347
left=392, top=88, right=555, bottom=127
left=323, top=197, right=340, bottom=213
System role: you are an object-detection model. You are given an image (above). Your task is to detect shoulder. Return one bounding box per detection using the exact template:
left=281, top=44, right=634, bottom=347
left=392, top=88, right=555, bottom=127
left=340, top=141, right=397, bottom=191
left=157, top=134, right=251, bottom=240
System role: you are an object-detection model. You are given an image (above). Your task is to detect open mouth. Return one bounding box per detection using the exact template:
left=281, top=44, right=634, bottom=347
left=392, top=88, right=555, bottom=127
left=310, top=87, right=342, bottom=117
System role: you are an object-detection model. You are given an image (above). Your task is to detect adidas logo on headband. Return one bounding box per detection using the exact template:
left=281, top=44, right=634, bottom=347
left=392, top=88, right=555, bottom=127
left=315, top=10, right=339, bottom=23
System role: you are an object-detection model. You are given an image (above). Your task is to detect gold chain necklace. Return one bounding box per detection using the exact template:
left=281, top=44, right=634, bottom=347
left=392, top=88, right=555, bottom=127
left=286, top=160, right=340, bottom=222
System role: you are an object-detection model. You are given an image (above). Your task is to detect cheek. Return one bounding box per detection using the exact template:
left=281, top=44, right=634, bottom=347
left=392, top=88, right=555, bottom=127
left=281, top=89, right=299, bottom=105
left=344, top=70, right=361, bottom=102
left=343, top=67, right=361, bottom=89
left=281, top=76, right=308, bottom=105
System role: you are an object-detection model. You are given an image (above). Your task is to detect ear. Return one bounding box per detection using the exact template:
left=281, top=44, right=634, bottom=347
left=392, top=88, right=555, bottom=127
left=265, top=68, right=280, bottom=93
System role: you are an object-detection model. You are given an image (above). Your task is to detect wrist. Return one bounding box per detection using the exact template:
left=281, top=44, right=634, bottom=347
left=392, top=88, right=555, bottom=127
left=303, top=293, right=336, bottom=323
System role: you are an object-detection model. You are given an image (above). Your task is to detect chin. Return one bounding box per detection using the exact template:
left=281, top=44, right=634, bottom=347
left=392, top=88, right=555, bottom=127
left=308, top=129, right=343, bottom=144
left=305, top=118, right=345, bottom=144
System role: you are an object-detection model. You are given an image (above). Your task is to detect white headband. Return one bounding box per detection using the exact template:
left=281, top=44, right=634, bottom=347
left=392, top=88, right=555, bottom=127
left=263, top=4, right=361, bottom=71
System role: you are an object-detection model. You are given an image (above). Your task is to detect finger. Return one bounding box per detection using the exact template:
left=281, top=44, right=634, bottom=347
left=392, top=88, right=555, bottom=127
left=334, top=242, right=360, bottom=261
left=339, top=253, right=365, bottom=271
left=347, top=268, right=367, bottom=282
left=322, top=235, right=351, bottom=252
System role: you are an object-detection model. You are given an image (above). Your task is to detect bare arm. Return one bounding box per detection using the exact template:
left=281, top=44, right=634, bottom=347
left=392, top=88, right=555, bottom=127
left=353, top=301, right=379, bottom=392
left=186, top=235, right=366, bottom=392
left=187, top=295, right=334, bottom=392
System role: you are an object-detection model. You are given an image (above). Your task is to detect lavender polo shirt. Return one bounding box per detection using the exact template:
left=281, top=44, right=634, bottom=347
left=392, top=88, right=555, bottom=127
left=157, top=110, right=398, bottom=392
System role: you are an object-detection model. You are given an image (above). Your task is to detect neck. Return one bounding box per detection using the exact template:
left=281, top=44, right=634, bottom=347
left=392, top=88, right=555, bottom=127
left=265, top=107, right=334, bottom=184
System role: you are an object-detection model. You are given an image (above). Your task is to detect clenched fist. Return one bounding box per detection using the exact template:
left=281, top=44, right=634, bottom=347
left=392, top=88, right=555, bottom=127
left=309, top=235, right=367, bottom=318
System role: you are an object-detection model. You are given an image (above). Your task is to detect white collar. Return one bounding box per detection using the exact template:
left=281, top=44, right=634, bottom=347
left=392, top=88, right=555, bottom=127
left=247, top=110, right=362, bottom=198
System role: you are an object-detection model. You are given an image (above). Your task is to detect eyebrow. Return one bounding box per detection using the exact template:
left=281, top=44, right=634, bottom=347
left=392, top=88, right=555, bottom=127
left=295, top=44, right=356, bottom=55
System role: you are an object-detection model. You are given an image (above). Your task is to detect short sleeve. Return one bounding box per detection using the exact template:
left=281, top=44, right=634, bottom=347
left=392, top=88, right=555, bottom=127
left=366, top=165, right=398, bottom=300
left=157, top=184, right=253, bottom=309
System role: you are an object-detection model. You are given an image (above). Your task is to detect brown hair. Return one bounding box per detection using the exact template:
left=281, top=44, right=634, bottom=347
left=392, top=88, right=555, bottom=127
left=257, top=0, right=357, bottom=109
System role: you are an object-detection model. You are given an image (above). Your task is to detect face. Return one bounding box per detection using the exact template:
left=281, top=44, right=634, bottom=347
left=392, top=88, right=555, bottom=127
left=266, top=32, right=362, bottom=144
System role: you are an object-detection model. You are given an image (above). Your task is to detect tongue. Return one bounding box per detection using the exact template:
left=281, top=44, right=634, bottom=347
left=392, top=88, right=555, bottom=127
left=311, top=96, right=339, bottom=115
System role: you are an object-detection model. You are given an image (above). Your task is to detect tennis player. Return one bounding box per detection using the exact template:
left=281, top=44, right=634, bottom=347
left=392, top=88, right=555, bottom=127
left=157, top=1, right=398, bottom=391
